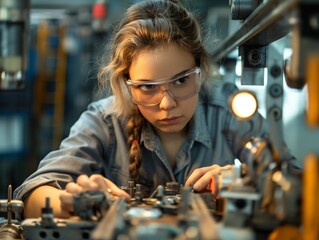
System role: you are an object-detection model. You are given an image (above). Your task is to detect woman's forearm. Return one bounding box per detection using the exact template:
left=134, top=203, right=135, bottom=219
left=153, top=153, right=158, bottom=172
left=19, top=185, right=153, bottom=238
left=23, top=185, right=70, bottom=219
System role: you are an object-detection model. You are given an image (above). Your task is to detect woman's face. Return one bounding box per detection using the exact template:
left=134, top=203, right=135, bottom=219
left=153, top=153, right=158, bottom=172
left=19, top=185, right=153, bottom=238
left=128, top=44, right=199, bottom=135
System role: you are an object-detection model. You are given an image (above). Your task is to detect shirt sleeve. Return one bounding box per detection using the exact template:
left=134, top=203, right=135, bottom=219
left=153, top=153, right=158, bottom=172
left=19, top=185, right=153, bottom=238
left=13, top=99, right=113, bottom=201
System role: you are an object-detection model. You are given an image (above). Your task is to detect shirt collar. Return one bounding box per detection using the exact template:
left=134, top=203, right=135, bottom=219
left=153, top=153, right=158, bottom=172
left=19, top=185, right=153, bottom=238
left=188, top=97, right=211, bottom=147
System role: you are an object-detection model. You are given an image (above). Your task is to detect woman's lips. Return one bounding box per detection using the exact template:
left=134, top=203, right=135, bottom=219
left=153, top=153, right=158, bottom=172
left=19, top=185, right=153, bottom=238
left=159, top=116, right=181, bottom=125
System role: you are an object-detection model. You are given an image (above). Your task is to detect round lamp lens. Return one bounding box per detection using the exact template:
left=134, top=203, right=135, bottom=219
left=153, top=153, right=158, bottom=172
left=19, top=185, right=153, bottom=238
left=231, top=91, right=258, bottom=119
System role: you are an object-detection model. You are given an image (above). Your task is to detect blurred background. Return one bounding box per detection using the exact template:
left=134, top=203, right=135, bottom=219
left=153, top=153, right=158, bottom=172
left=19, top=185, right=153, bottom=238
left=0, top=0, right=317, bottom=199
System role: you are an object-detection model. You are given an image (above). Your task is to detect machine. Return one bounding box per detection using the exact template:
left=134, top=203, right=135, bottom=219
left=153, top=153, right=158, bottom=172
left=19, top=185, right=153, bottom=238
left=0, top=0, right=317, bottom=239
left=0, top=0, right=30, bottom=90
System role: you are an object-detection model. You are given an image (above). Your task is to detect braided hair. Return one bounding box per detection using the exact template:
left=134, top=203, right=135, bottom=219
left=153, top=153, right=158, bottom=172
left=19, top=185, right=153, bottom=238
left=126, top=109, right=144, bottom=181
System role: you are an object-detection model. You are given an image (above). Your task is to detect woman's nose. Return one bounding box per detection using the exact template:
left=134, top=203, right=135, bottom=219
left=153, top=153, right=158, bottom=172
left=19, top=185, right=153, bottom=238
left=159, top=90, right=177, bottom=110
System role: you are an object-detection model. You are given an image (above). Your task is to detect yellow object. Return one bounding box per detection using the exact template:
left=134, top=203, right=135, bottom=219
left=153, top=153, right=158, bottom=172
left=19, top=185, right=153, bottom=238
left=302, top=154, right=319, bottom=240
left=268, top=225, right=302, bottom=240
left=35, top=20, right=67, bottom=149
left=306, top=55, right=319, bottom=127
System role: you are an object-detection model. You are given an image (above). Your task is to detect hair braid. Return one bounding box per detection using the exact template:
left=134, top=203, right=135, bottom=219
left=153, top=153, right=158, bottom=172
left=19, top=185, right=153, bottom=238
left=127, top=110, right=144, bottom=182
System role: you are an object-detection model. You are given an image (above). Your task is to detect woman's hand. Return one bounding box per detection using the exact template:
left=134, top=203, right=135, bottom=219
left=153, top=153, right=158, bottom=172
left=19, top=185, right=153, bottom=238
left=185, top=164, right=232, bottom=193
left=59, top=174, right=131, bottom=213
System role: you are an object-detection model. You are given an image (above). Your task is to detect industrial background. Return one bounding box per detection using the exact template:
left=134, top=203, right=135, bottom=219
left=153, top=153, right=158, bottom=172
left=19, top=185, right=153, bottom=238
left=0, top=0, right=318, bottom=204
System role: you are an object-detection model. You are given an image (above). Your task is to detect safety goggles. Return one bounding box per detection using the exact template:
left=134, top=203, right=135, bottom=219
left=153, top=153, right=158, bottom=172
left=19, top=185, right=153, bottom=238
left=125, top=67, right=201, bottom=106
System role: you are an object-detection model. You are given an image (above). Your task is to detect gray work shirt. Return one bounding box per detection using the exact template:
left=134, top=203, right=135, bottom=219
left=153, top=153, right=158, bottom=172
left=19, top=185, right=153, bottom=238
left=13, top=81, right=298, bottom=200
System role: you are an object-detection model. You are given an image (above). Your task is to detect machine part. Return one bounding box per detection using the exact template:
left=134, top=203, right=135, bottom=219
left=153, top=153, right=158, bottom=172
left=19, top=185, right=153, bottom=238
left=134, top=223, right=183, bottom=239
left=91, top=187, right=218, bottom=240
left=210, top=166, right=241, bottom=195
left=128, top=180, right=135, bottom=197
left=134, top=184, right=143, bottom=204
left=211, top=0, right=295, bottom=63
left=241, top=67, right=264, bottom=85
left=40, top=198, right=56, bottom=228
left=220, top=190, right=260, bottom=228
left=0, top=0, right=30, bottom=90
left=266, top=41, right=284, bottom=158
left=239, top=45, right=267, bottom=85
left=239, top=137, right=273, bottom=182
left=285, top=3, right=319, bottom=89
left=0, top=200, right=24, bottom=222
left=266, top=101, right=287, bottom=163
left=0, top=222, right=23, bottom=240
left=284, top=55, right=304, bottom=89
left=22, top=218, right=96, bottom=240
left=126, top=207, right=162, bottom=219
left=230, top=0, right=254, bottom=20
left=265, top=40, right=288, bottom=166
left=149, top=182, right=182, bottom=198
left=269, top=64, right=282, bottom=78
left=0, top=185, right=24, bottom=224
left=271, top=168, right=301, bottom=224
left=91, top=198, right=129, bottom=240
left=73, top=191, right=110, bottom=221
left=0, top=185, right=24, bottom=239
left=240, top=45, right=266, bottom=68
left=188, top=193, right=218, bottom=240
left=230, top=0, right=263, bottom=20
left=165, top=182, right=181, bottom=196
left=268, top=83, right=283, bottom=98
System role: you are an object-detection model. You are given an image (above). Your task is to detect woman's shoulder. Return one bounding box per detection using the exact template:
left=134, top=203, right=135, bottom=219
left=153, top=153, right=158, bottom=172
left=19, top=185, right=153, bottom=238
left=72, top=95, right=126, bottom=132
left=88, top=96, right=114, bottom=111
left=75, top=96, right=121, bottom=126
left=85, top=96, right=120, bottom=118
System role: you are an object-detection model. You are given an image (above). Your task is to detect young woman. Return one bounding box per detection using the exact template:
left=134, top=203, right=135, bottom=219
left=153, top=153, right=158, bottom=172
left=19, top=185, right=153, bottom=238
left=14, top=0, right=300, bottom=218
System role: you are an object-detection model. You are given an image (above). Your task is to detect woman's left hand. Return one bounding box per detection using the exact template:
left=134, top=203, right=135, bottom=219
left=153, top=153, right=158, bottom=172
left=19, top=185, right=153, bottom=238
left=185, top=164, right=232, bottom=193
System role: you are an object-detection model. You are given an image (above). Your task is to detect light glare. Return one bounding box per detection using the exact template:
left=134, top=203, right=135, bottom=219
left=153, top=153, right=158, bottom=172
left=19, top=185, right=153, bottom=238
left=231, top=91, right=258, bottom=119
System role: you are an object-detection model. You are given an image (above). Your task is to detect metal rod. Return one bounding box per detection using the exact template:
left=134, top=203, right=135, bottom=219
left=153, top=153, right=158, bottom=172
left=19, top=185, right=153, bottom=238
left=7, top=185, right=12, bottom=225
left=211, top=0, right=299, bottom=62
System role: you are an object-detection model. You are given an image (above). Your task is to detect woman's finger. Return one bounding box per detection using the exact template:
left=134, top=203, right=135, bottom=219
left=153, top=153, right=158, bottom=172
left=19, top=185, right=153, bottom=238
left=89, top=174, right=109, bottom=190
left=59, top=191, right=75, bottom=213
left=185, top=165, right=219, bottom=187
left=192, top=170, right=218, bottom=192
left=76, top=174, right=99, bottom=190
left=65, top=182, right=83, bottom=195
left=185, top=164, right=233, bottom=192
left=90, top=175, right=131, bottom=201
left=103, top=178, right=131, bottom=200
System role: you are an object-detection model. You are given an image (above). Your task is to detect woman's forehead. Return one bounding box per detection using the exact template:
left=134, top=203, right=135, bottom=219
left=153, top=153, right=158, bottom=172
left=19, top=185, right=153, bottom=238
left=129, top=44, right=195, bottom=81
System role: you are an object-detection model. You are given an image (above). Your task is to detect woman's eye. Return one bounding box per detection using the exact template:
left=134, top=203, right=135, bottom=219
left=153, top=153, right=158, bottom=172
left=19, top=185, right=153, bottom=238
left=138, top=84, right=158, bottom=92
left=174, top=76, right=188, bottom=85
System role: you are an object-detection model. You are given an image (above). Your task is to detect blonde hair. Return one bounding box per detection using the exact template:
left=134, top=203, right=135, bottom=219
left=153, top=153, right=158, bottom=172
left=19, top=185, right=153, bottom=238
left=97, top=0, right=211, bottom=181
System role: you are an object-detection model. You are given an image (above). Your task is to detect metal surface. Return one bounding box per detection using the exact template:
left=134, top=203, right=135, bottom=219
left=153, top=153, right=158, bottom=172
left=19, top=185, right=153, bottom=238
left=21, top=183, right=219, bottom=240
left=0, top=0, right=30, bottom=90
left=211, top=0, right=299, bottom=63
left=0, top=185, right=24, bottom=239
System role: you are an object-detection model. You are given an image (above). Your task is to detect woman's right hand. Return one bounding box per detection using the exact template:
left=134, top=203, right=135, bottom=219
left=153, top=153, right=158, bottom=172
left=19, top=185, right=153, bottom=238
left=59, top=174, right=131, bottom=214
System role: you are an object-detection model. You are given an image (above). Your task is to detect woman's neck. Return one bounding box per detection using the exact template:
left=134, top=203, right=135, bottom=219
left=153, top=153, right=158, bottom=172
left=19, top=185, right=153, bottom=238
left=156, top=128, right=188, bottom=168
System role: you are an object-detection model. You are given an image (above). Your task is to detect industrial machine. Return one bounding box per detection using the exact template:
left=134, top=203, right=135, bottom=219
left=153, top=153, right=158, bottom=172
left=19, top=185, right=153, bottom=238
left=21, top=182, right=219, bottom=240
left=0, top=0, right=30, bottom=90
left=0, top=0, right=318, bottom=239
